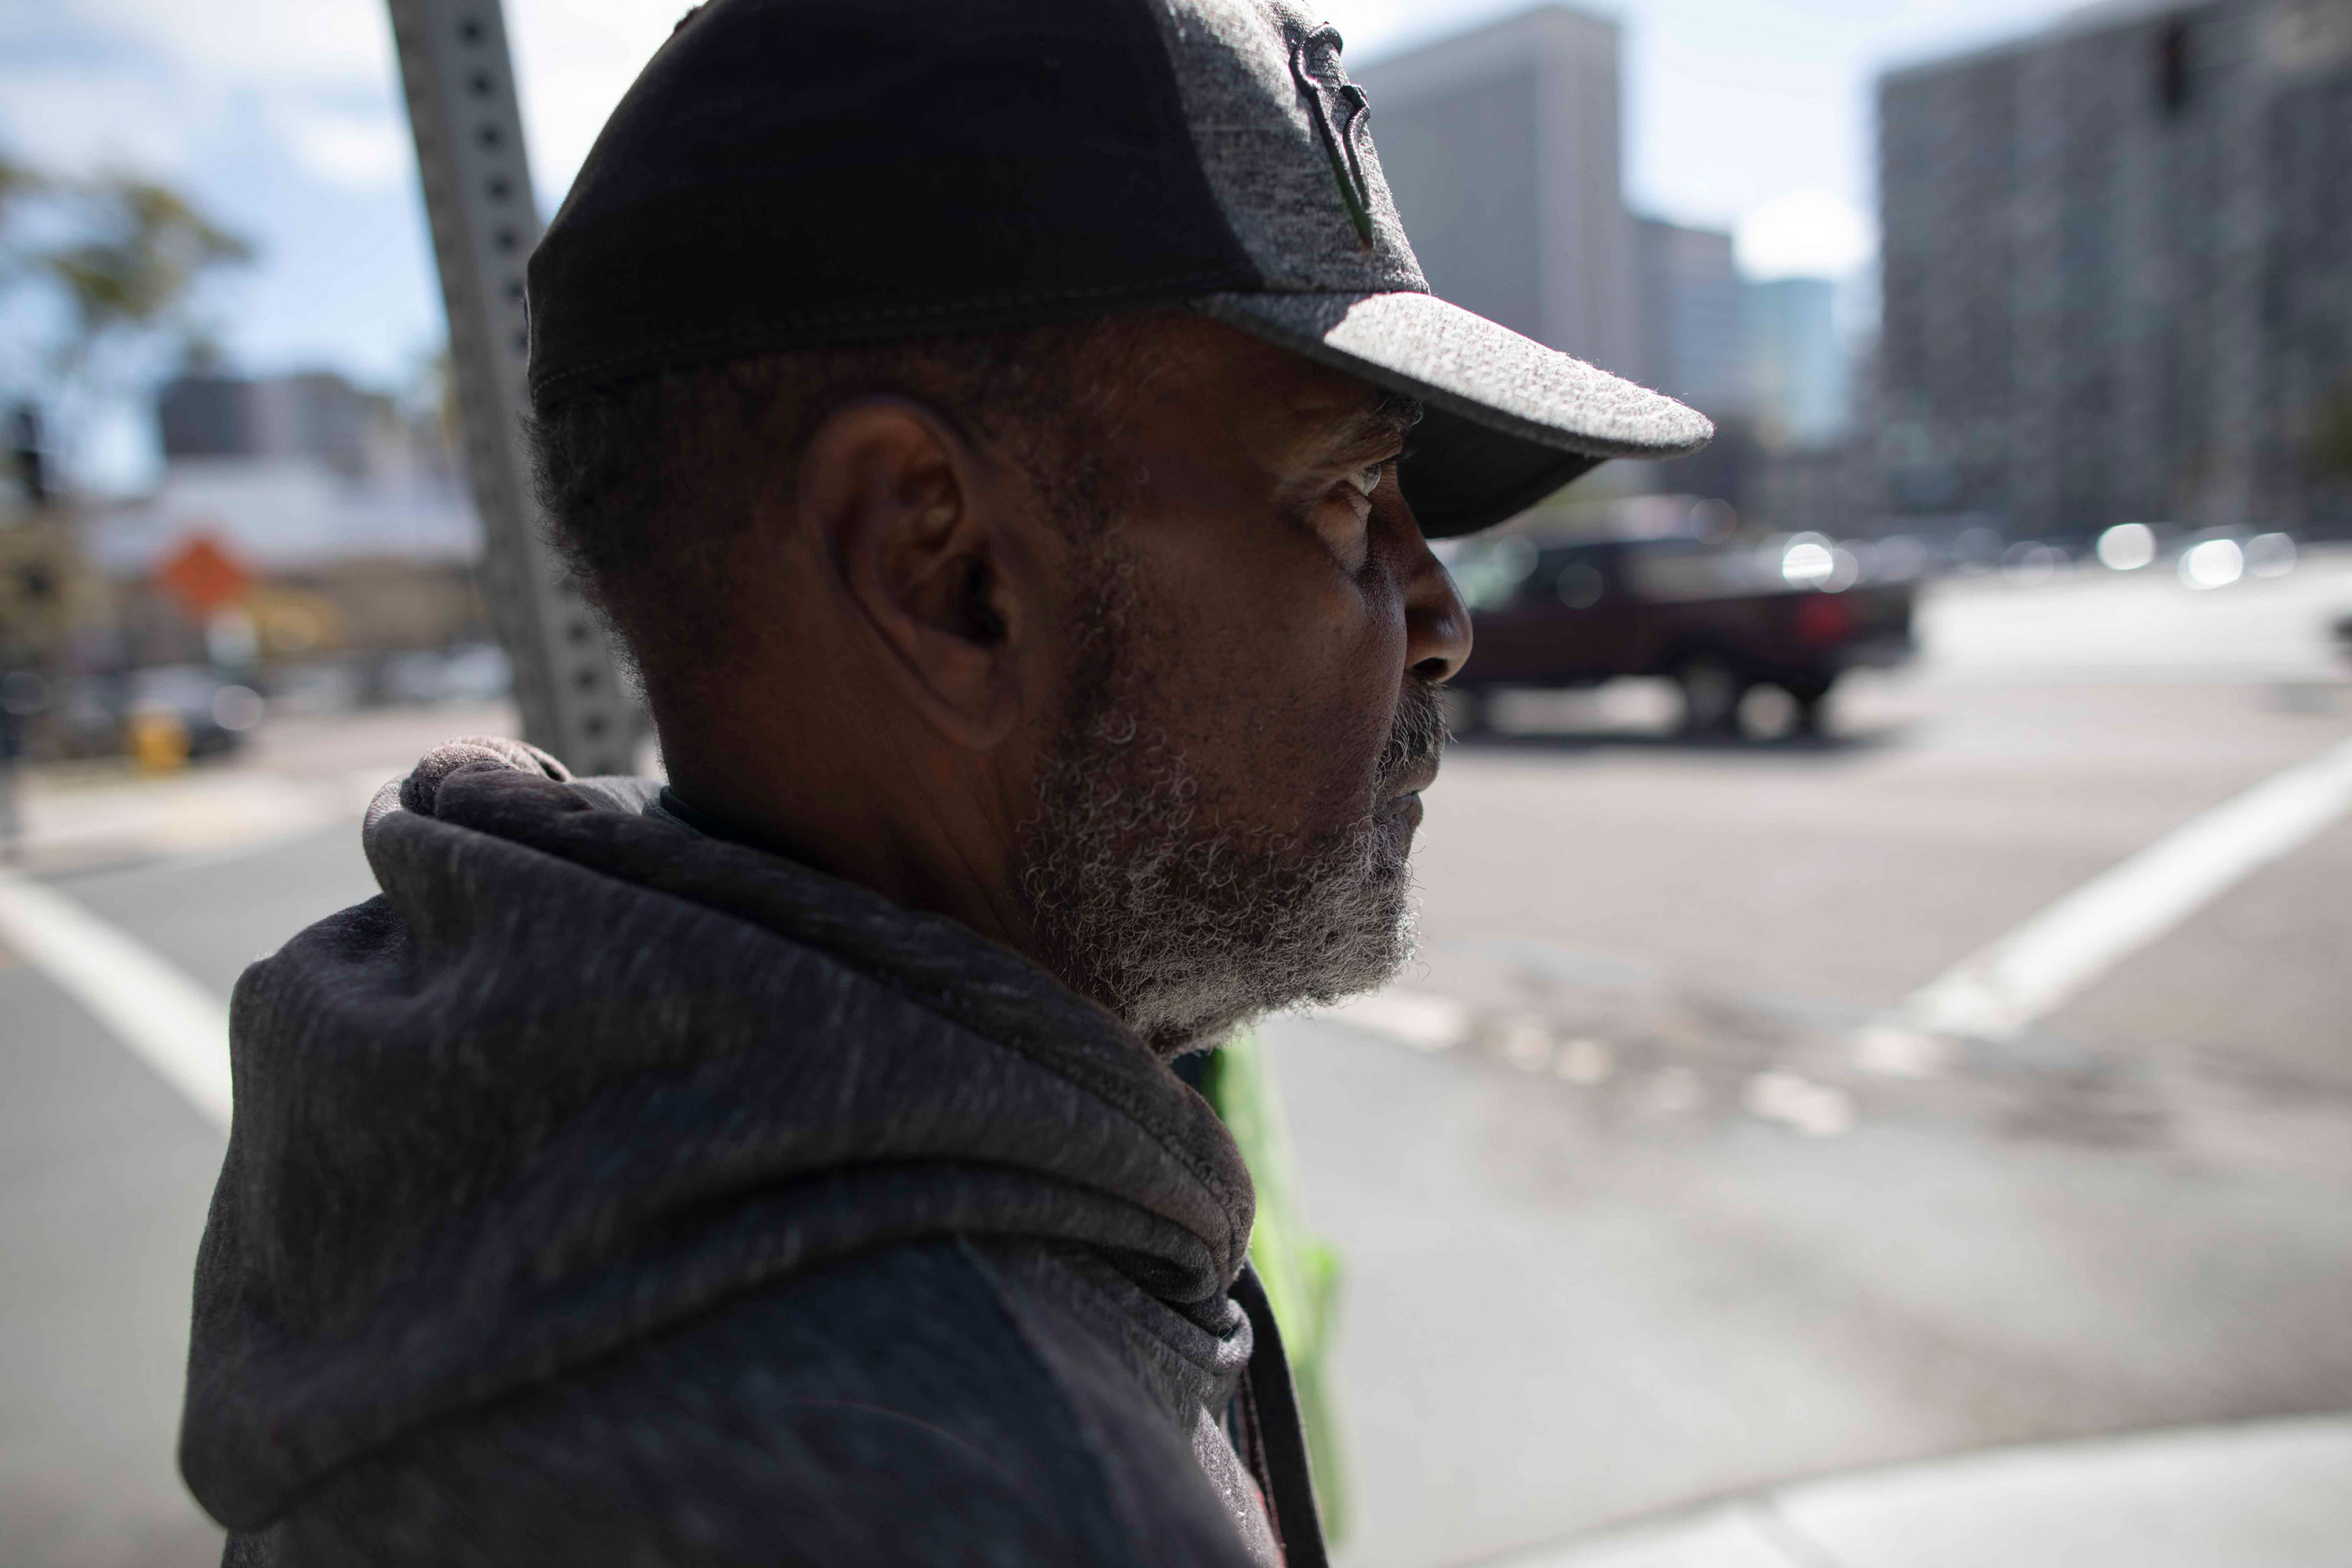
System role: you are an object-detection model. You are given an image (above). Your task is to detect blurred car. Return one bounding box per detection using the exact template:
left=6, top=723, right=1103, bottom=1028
left=2171, top=526, right=2299, bottom=589
left=56, top=665, right=265, bottom=760
left=1443, top=532, right=1916, bottom=737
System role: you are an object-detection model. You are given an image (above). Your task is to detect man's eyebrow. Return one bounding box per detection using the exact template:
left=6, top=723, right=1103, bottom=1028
left=1330, top=392, right=1425, bottom=456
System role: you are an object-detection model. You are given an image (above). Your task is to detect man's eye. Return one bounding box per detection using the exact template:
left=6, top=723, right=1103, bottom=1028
left=1344, top=462, right=1383, bottom=499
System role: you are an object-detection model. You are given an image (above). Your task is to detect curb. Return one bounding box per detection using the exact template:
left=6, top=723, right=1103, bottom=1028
left=1483, top=1414, right=2352, bottom=1568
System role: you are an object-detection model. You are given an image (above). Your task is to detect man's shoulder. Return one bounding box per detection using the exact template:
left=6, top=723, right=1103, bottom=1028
left=241, top=1240, right=1242, bottom=1567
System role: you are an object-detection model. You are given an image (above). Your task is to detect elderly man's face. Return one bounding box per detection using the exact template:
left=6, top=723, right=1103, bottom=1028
left=1018, top=325, right=1472, bottom=1053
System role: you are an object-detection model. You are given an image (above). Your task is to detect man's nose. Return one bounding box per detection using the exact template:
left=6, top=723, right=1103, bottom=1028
left=1395, top=521, right=1472, bottom=684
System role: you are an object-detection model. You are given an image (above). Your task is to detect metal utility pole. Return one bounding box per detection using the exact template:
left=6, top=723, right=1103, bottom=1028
left=386, top=0, right=640, bottom=774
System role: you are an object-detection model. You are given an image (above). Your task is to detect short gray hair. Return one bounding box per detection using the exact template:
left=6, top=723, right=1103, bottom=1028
left=525, top=314, right=1181, bottom=720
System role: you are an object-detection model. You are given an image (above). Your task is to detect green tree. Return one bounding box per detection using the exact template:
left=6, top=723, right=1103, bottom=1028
left=35, top=175, right=251, bottom=379
left=0, top=157, right=251, bottom=690
left=0, top=154, right=254, bottom=492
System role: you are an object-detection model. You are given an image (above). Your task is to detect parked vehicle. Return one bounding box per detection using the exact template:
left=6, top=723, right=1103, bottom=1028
left=54, top=664, right=264, bottom=761
left=1443, top=532, right=1916, bottom=736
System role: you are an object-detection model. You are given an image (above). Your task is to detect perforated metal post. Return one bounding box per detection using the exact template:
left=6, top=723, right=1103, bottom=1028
left=387, top=0, right=640, bottom=774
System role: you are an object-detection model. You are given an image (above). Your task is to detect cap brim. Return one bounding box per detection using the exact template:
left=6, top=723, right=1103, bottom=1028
left=1192, top=290, right=1713, bottom=538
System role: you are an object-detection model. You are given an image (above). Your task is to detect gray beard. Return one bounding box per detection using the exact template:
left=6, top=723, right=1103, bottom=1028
left=1018, top=556, right=1443, bottom=1057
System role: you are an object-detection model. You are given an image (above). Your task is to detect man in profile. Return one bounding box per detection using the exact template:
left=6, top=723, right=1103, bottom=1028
left=179, top=1, right=1707, bottom=1563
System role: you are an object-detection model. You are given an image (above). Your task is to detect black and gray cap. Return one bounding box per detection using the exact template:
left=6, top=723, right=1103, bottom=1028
left=526, top=0, right=1711, bottom=536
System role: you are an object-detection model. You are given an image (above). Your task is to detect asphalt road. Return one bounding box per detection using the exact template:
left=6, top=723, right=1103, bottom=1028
left=3, top=827, right=379, bottom=1566
left=1280, top=559, right=2352, bottom=1566
left=4, top=557, right=2349, bottom=1566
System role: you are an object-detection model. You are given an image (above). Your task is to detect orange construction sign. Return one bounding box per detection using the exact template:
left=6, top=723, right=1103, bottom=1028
left=156, top=532, right=254, bottom=619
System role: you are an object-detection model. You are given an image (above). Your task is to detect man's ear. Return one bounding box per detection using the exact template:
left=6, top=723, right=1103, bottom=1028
left=798, top=397, right=1033, bottom=752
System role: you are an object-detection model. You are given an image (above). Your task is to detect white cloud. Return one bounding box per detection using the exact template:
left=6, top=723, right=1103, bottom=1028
left=3, top=2, right=407, bottom=187
left=1735, top=190, right=1877, bottom=281
left=70, top=0, right=684, bottom=204
left=0, top=64, right=198, bottom=176
left=79, top=0, right=393, bottom=87
left=0, top=67, right=407, bottom=195
left=506, top=0, right=696, bottom=201
left=278, top=103, right=413, bottom=189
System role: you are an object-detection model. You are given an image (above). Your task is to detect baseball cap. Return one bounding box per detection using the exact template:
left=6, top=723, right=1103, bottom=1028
left=525, top=0, right=1712, bottom=537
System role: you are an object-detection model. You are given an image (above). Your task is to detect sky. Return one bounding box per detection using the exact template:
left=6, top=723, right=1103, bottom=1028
left=0, top=0, right=2091, bottom=482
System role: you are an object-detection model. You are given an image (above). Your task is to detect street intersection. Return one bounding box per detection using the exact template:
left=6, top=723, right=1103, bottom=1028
left=5, top=558, right=2350, bottom=1566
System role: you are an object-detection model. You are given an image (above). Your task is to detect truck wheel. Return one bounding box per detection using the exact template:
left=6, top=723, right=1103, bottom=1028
left=1784, top=674, right=1837, bottom=737
left=1675, top=655, right=1745, bottom=738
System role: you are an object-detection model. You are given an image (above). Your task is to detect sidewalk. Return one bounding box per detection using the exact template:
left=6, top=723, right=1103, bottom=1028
left=1486, top=1414, right=2352, bottom=1568
left=4, top=702, right=517, bottom=875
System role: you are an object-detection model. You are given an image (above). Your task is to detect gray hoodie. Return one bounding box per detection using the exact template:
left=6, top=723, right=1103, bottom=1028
left=180, top=738, right=1325, bottom=1566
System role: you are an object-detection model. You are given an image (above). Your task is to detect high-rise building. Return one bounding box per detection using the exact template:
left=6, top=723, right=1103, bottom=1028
left=1352, top=5, right=1641, bottom=377
left=1878, top=0, right=2352, bottom=536
left=1742, top=277, right=1848, bottom=450
left=1633, top=217, right=1745, bottom=416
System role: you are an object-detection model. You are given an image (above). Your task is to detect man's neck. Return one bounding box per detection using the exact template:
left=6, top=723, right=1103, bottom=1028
left=658, top=752, right=1045, bottom=971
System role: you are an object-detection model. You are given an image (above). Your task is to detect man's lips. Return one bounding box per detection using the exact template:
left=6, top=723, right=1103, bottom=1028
left=1387, top=756, right=1440, bottom=801
left=1381, top=763, right=1438, bottom=836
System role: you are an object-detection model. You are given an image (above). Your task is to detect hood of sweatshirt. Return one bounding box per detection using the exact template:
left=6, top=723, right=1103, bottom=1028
left=180, top=738, right=1256, bottom=1532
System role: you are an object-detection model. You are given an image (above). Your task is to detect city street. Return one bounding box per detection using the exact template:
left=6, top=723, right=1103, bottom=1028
left=5, top=557, right=2351, bottom=1566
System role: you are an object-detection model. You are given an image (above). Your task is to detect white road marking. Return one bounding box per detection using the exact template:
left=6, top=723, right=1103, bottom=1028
left=0, top=869, right=232, bottom=1127
left=1864, top=731, right=2352, bottom=1053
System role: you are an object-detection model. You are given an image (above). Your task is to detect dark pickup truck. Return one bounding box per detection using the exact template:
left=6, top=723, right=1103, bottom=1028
left=1441, top=532, right=1915, bottom=735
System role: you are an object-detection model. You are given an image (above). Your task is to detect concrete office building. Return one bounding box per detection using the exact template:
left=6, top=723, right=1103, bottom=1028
left=1634, top=217, right=1746, bottom=417
left=158, top=372, right=422, bottom=483
left=1878, top=0, right=2352, bottom=537
left=96, top=372, right=478, bottom=575
left=1354, top=4, right=1641, bottom=379
left=1632, top=222, right=1853, bottom=448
